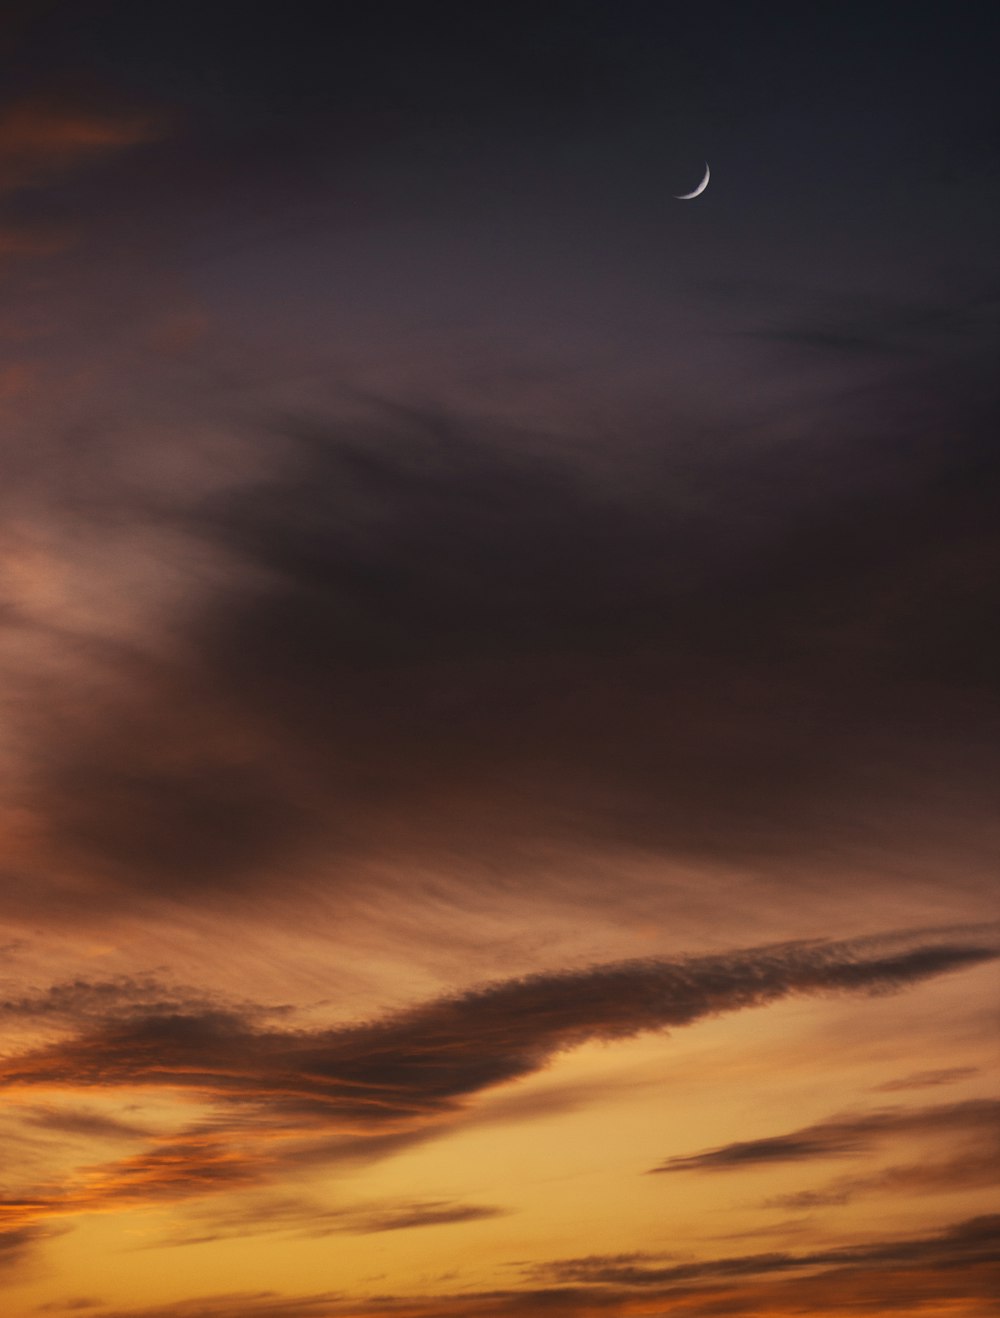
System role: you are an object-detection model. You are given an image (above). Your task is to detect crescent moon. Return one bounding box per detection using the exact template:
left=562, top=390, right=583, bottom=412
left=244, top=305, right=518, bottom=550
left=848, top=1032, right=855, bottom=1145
left=675, top=161, right=710, bottom=200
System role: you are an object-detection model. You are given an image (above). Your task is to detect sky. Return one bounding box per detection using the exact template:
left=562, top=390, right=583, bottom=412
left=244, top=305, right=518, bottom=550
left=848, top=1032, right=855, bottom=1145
left=0, top=2, right=998, bottom=1314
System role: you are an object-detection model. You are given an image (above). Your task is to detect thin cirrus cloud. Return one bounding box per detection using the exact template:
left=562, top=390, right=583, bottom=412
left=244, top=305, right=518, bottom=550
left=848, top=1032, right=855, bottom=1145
left=768, top=1151, right=1000, bottom=1210
left=6, top=373, right=999, bottom=929
left=158, top=1193, right=508, bottom=1248
left=16, top=1104, right=154, bottom=1141
left=871, top=1066, right=981, bottom=1092
left=0, top=96, right=162, bottom=196
left=0, top=94, right=162, bottom=274
left=3, top=937, right=993, bottom=1130
left=526, top=1213, right=1000, bottom=1288
left=67, top=1214, right=1000, bottom=1317
left=649, top=1098, right=1000, bottom=1173
left=518, top=1216, right=1000, bottom=1317
left=0, top=932, right=994, bottom=1262
left=0, top=1224, right=49, bottom=1266
left=0, top=973, right=290, bottom=1029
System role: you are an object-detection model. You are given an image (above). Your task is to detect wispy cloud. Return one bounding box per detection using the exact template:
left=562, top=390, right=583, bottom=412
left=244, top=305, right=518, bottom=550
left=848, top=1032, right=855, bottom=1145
left=6, top=382, right=999, bottom=926
left=770, top=1150, right=1000, bottom=1209
left=0, top=1220, right=65, bottom=1274
left=649, top=1098, right=1000, bottom=1173
left=0, top=974, right=264, bottom=1027
left=84, top=1215, right=1000, bottom=1317
left=160, top=1192, right=507, bottom=1247
left=0, top=932, right=993, bottom=1267
left=527, top=1213, right=1000, bottom=1287
left=36, top=1301, right=102, bottom=1313
left=16, top=1104, right=152, bottom=1141
left=738, top=288, right=1000, bottom=357
left=872, top=1066, right=980, bottom=1092
left=0, top=97, right=161, bottom=196
left=4, top=937, right=992, bottom=1136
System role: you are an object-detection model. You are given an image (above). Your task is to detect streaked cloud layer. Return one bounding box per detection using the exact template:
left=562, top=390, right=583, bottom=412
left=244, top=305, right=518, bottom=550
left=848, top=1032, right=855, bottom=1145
left=71, top=1215, right=1000, bottom=1317
left=1, top=933, right=995, bottom=1292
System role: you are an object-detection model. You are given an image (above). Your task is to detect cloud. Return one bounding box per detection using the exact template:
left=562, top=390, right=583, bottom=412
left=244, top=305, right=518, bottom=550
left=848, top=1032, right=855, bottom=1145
left=527, top=1213, right=1000, bottom=1287
left=0, top=1223, right=48, bottom=1268
left=0, top=932, right=992, bottom=1253
left=872, top=1066, right=980, bottom=1092
left=83, top=1135, right=266, bottom=1202
left=2, top=936, right=992, bottom=1129
left=162, top=1193, right=507, bottom=1247
left=0, top=97, right=160, bottom=195
left=742, top=288, right=1000, bottom=357
left=0, top=973, right=284, bottom=1028
left=97, top=1297, right=343, bottom=1318
left=36, top=1302, right=102, bottom=1314
left=16, top=1104, right=151, bottom=1141
left=0, top=1219, right=68, bottom=1277
left=3, top=373, right=994, bottom=926
left=348, top=1200, right=505, bottom=1234
left=771, top=1152, right=1000, bottom=1209
left=649, top=1098, right=1000, bottom=1173
left=84, top=1215, right=1000, bottom=1317
left=650, top=1094, right=1000, bottom=1213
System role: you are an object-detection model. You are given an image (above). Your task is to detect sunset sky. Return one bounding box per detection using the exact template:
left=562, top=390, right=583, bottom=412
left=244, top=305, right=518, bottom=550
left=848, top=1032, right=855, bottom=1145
left=1, top=3, right=998, bottom=1315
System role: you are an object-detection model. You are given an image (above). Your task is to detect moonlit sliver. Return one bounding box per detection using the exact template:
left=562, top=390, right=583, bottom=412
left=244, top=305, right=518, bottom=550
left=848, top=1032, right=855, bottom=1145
left=675, top=161, right=710, bottom=199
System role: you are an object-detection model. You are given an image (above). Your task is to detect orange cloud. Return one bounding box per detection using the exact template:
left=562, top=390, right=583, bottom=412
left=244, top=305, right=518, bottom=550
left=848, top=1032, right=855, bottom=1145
left=0, top=932, right=993, bottom=1273
left=50, top=1215, right=1000, bottom=1317
left=649, top=1098, right=1000, bottom=1174
left=2, top=937, right=992, bottom=1136
left=0, top=97, right=162, bottom=194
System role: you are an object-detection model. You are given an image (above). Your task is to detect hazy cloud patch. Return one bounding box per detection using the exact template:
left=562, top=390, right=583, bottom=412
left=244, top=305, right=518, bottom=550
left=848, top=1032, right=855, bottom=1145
left=6, top=385, right=999, bottom=924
